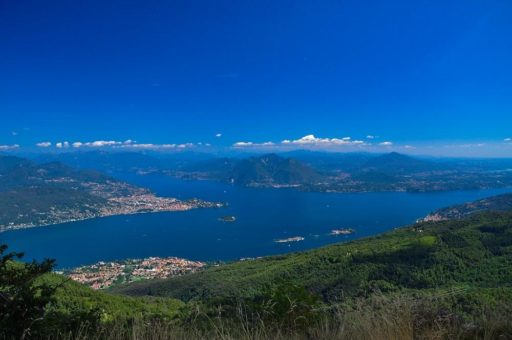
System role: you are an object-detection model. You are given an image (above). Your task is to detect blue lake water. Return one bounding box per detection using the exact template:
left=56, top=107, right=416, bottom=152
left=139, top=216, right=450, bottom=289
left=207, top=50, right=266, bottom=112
left=1, top=174, right=511, bottom=269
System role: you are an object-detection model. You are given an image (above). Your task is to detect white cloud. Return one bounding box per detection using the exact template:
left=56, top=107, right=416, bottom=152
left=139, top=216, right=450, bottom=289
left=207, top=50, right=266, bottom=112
left=11, top=131, right=18, bottom=136
left=233, top=141, right=254, bottom=147
left=118, top=142, right=200, bottom=150
left=36, top=142, right=52, bottom=148
left=44, top=138, right=201, bottom=150
left=379, top=141, right=393, bottom=146
left=233, top=134, right=369, bottom=149
left=89, top=140, right=122, bottom=147
left=282, top=134, right=368, bottom=147
left=505, top=138, right=512, bottom=142
left=56, top=141, right=70, bottom=148
left=233, top=141, right=276, bottom=148
left=443, top=143, right=486, bottom=148
left=70, top=140, right=132, bottom=148
left=366, top=135, right=375, bottom=139
left=0, top=144, right=19, bottom=150
left=216, top=133, right=222, bottom=138
left=404, top=145, right=416, bottom=149
left=120, top=143, right=170, bottom=149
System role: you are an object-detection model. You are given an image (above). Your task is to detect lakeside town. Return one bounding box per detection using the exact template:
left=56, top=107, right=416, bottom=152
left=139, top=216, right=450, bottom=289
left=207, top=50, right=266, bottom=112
left=64, top=256, right=206, bottom=289
left=0, top=194, right=223, bottom=232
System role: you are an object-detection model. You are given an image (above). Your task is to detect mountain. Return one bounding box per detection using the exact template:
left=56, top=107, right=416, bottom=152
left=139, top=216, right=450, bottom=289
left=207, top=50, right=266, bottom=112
left=184, top=157, right=237, bottom=175
left=0, top=155, right=115, bottom=190
left=358, top=152, right=439, bottom=175
left=33, top=151, right=215, bottom=175
left=179, top=154, right=322, bottom=187
left=24, top=151, right=512, bottom=194
left=35, top=151, right=168, bottom=174
left=279, top=150, right=374, bottom=173
left=0, top=155, right=219, bottom=231
left=230, top=154, right=321, bottom=186
left=422, top=193, right=512, bottom=222
left=172, top=152, right=512, bottom=192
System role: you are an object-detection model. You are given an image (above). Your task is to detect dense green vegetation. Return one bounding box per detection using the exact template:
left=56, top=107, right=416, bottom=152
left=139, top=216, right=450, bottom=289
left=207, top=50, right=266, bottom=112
left=424, top=193, right=512, bottom=220
left=113, top=212, right=512, bottom=303
left=0, top=245, right=184, bottom=339
left=2, top=210, right=512, bottom=338
left=0, top=155, right=148, bottom=230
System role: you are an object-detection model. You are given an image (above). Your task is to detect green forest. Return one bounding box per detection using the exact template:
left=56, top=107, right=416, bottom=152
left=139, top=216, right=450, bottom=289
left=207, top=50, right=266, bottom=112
left=2, top=211, right=512, bottom=339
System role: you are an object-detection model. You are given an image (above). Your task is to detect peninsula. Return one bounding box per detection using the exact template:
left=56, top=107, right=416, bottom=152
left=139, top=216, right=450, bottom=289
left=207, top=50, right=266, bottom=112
left=0, top=155, right=223, bottom=232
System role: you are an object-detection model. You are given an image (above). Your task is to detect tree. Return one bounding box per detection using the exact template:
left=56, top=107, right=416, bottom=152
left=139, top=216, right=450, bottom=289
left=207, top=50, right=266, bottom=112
left=0, top=244, right=59, bottom=339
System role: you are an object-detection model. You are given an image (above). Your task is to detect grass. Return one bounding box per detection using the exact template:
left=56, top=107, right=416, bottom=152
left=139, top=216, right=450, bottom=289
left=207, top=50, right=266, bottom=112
left=45, top=293, right=512, bottom=340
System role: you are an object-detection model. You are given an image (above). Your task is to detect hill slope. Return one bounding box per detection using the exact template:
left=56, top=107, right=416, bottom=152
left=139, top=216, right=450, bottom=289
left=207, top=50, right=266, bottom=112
left=422, top=193, right=512, bottom=222
left=231, top=154, right=321, bottom=186
left=0, top=155, right=218, bottom=231
left=178, top=154, right=322, bottom=187
left=358, top=152, right=439, bottom=174
left=112, top=211, right=512, bottom=303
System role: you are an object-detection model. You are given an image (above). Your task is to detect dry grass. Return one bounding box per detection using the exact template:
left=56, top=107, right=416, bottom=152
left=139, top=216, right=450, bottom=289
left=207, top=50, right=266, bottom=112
left=48, top=295, right=512, bottom=340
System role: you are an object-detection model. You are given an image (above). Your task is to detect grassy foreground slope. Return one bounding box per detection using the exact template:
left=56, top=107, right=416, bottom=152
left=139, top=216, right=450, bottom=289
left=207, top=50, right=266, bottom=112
left=113, top=212, right=512, bottom=303
left=0, top=248, right=184, bottom=339
left=44, top=274, right=184, bottom=322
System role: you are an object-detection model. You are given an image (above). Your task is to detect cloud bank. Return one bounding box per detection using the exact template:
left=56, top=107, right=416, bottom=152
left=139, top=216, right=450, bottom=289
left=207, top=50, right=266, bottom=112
left=36, top=142, right=52, bottom=148
left=0, top=144, right=19, bottom=150
left=233, top=134, right=376, bottom=150
left=36, top=139, right=202, bottom=151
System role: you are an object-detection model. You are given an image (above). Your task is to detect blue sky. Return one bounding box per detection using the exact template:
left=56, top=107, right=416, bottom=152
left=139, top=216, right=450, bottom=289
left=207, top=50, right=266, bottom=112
left=1, top=0, right=511, bottom=156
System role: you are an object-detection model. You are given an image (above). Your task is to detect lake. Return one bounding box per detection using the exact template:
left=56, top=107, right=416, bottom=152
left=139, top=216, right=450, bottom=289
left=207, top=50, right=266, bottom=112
left=1, top=174, right=510, bottom=269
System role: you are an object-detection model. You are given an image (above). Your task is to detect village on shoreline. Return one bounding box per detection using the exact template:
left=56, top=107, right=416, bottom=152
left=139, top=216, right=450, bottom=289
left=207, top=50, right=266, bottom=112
left=62, top=256, right=207, bottom=290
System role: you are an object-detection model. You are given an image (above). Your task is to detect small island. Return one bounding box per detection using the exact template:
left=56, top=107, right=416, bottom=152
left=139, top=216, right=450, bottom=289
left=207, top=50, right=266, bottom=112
left=274, top=236, right=305, bottom=243
left=219, top=215, right=236, bottom=222
left=330, top=228, right=355, bottom=236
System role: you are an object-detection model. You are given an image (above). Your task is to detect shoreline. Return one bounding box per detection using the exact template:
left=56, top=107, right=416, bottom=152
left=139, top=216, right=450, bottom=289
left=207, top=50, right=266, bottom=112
left=0, top=198, right=225, bottom=233
left=0, top=209, right=190, bottom=233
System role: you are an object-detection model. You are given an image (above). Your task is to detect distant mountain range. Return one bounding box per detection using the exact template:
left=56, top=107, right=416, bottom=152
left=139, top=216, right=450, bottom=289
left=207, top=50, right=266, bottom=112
left=357, top=152, right=442, bottom=174
left=22, top=150, right=512, bottom=193
left=33, top=151, right=212, bottom=174
left=0, top=155, right=219, bottom=231
left=171, top=152, right=512, bottom=192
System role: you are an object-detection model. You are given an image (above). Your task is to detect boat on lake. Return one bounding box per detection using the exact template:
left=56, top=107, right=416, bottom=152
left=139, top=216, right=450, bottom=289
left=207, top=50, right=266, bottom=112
left=219, top=215, right=236, bottom=222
